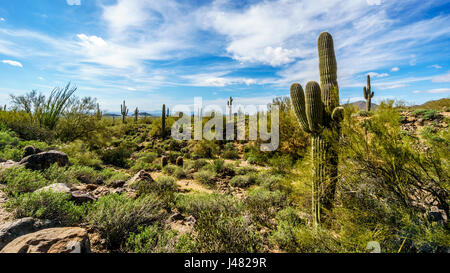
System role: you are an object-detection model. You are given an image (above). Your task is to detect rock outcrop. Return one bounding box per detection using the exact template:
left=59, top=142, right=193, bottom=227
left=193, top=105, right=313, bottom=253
left=19, top=150, right=68, bottom=171
left=0, top=227, right=91, bottom=253
left=0, top=218, right=54, bottom=250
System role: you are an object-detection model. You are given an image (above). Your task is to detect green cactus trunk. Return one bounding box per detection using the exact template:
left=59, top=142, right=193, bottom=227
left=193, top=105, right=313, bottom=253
left=290, top=32, right=343, bottom=227
left=162, top=104, right=166, bottom=138
left=121, top=100, right=128, bottom=124
left=364, top=75, right=374, bottom=112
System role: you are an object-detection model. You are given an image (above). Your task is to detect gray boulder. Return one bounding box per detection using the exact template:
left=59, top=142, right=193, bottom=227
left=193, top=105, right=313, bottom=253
left=19, top=150, right=68, bottom=171
left=0, top=217, right=54, bottom=250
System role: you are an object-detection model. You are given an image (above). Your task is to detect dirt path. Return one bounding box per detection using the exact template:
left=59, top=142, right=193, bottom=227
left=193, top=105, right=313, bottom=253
left=176, top=179, right=213, bottom=194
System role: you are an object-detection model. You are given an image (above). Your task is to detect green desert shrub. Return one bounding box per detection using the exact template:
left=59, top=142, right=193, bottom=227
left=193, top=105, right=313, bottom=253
left=270, top=207, right=304, bottom=252
left=229, top=174, right=258, bottom=188
left=61, top=140, right=102, bottom=167
left=222, top=143, right=239, bottom=159
left=411, top=109, right=438, bottom=120
left=126, top=224, right=196, bottom=253
left=85, top=194, right=165, bottom=250
left=190, top=140, right=219, bottom=158
left=235, top=166, right=258, bottom=175
left=0, top=110, right=54, bottom=141
left=101, top=141, right=135, bottom=168
left=0, top=167, right=49, bottom=196
left=176, top=193, right=242, bottom=219
left=4, top=191, right=86, bottom=226
left=134, top=175, right=177, bottom=199
left=193, top=170, right=217, bottom=187
left=268, top=154, right=293, bottom=174
left=244, top=187, right=289, bottom=226
left=194, top=213, right=263, bottom=253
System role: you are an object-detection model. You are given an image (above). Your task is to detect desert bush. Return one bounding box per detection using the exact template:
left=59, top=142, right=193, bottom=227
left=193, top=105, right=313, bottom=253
left=85, top=194, right=165, bottom=250
left=134, top=175, right=177, bottom=199
left=229, top=174, right=258, bottom=188
left=222, top=142, right=239, bottom=159
left=184, top=159, right=208, bottom=173
left=244, top=187, right=289, bottom=226
left=101, top=141, right=136, bottom=168
left=5, top=191, right=86, bottom=226
left=411, top=109, right=438, bottom=120
left=0, top=109, right=55, bottom=141
left=193, top=170, right=217, bottom=187
left=0, top=166, right=49, bottom=196
left=244, top=145, right=268, bottom=166
left=190, top=140, right=219, bottom=158
left=194, top=213, right=264, bottom=253
left=270, top=207, right=304, bottom=252
left=235, top=166, right=258, bottom=175
left=176, top=193, right=242, bottom=219
left=61, top=140, right=102, bottom=167
left=268, top=154, right=293, bottom=174
left=126, top=224, right=196, bottom=253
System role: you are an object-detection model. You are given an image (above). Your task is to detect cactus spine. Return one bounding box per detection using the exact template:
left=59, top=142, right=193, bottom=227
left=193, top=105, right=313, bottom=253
left=363, top=75, right=374, bottom=112
left=162, top=104, right=166, bottom=138
left=134, top=107, right=139, bottom=122
left=290, top=32, right=343, bottom=227
left=121, top=100, right=128, bottom=124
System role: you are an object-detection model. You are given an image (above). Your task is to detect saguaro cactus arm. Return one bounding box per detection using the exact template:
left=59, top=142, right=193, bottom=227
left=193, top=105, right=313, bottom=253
left=305, top=81, right=324, bottom=134
left=290, top=83, right=310, bottom=133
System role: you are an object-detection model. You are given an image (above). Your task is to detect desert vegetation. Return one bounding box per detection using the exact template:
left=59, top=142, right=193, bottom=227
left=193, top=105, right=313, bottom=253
left=0, top=33, right=448, bottom=253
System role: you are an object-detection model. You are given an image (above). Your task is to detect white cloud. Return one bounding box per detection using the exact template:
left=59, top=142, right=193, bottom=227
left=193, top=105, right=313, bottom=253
left=2, top=60, right=23, bottom=68
left=429, top=64, right=442, bottom=69
left=367, top=0, right=382, bottom=5
left=182, top=72, right=261, bottom=87
left=426, top=88, right=450, bottom=94
left=368, top=72, right=389, bottom=78
left=380, top=84, right=407, bottom=90
left=432, top=72, right=450, bottom=83
left=66, top=0, right=81, bottom=6
left=0, top=18, right=5, bottom=22
left=391, top=67, right=399, bottom=72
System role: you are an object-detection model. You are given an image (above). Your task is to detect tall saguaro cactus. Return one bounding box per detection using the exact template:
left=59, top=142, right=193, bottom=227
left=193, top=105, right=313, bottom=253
left=121, top=100, right=128, bottom=124
left=162, top=104, right=166, bottom=138
left=290, top=32, right=344, bottom=227
left=363, top=75, right=374, bottom=112
left=134, top=107, right=139, bottom=122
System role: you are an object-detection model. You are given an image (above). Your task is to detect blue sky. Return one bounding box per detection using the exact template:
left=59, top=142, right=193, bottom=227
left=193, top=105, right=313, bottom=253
left=0, top=0, right=449, bottom=113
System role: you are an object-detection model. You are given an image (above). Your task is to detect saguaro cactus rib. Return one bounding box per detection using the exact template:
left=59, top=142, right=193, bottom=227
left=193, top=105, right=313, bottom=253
left=290, top=32, right=342, bottom=227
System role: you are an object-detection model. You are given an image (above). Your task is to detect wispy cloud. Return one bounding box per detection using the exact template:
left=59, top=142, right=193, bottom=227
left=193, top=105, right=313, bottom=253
left=432, top=71, right=450, bottom=83
left=66, top=0, right=81, bottom=6
left=2, top=60, right=23, bottom=68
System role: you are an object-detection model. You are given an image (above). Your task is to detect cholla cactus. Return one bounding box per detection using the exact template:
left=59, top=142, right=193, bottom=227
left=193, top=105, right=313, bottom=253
left=290, top=32, right=344, bottom=227
left=121, top=100, right=128, bottom=124
left=363, top=75, right=374, bottom=112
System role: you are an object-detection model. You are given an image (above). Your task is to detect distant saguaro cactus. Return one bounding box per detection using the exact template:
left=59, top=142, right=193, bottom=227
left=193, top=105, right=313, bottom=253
left=227, top=97, right=233, bottom=119
left=134, top=107, right=139, bottom=122
left=96, top=103, right=102, bottom=120
left=363, top=75, right=374, bottom=112
left=121, top=100, right=128, bottom=124
left=290, top=32, right=344, bottom=227
left=162, top=104, right=166, bottom=138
